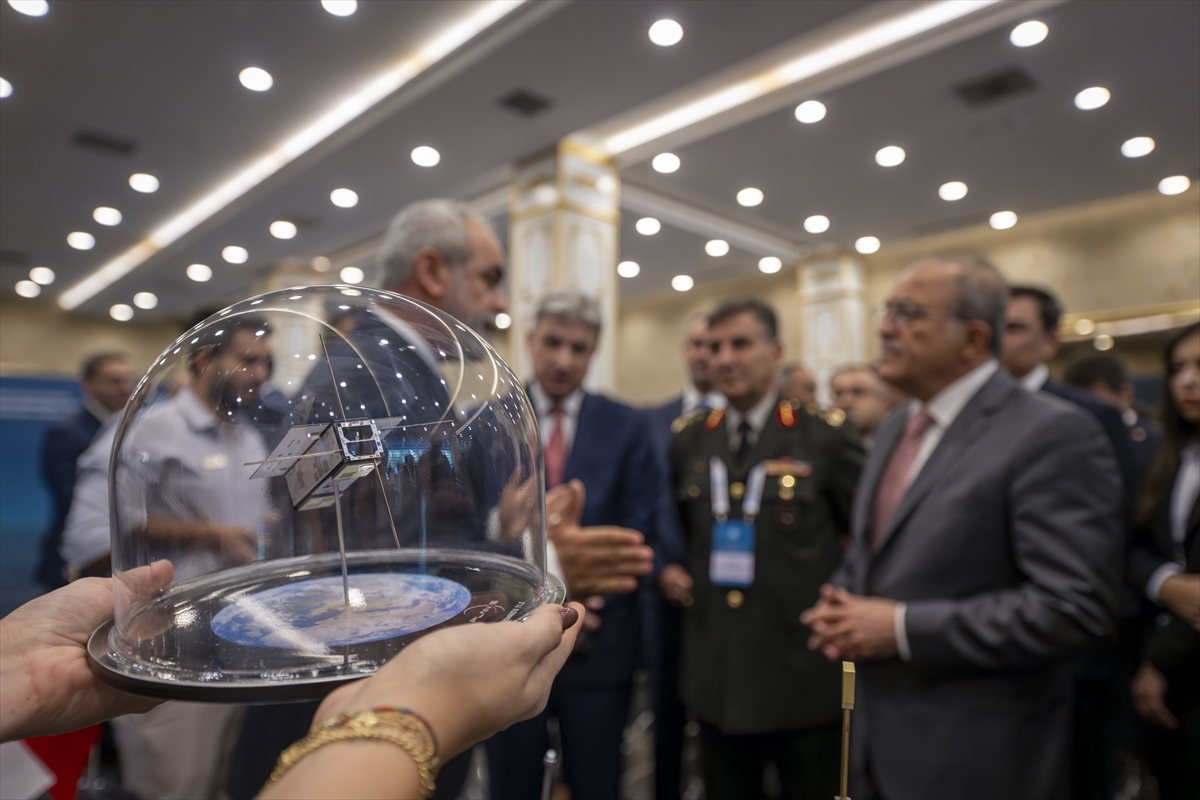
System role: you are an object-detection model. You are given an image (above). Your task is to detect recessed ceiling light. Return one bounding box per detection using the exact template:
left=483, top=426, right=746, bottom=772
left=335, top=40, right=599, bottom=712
left=411, top=145, right=440, bottom=167
left=239, top=67, right=273, bottom=92
left=67, top=232, right=95, bottom=250
left=222, top=245, right=248, bottom=264
left=649, top=19, right=683, bottom=47
left=671, top=274, right=694, bottom=292
left=794, top=100, right=826, bottom=124
left=29, top=266, right=55, bottom=285
left=330, top=188, right=359, bottom=208
left=93, top=207, right=122, bottom=226
left=8, top=0, right=49, bottom=17
left=270, top=220, right=297, bottom=239
left=312, top=256, right=332, bottom=272
left=804, top=215, right=830, bottom=233
left=758, top=256, right=782, bottom=274
left=989, top=210, right=1018, bottom=230
left=617, top=260, right=640, bottom=278
left=133, top=291, right=158, bottom=309
left=1093, top=333, right=1115, bottom=351
left=939, top=181, right=968, bottom=201
left=340, top=266, right=365, bottom=284
left=737, top=188, right=764, bottom=207
left=652, top=152, right=680, bottom=173
left=15, top=279, right=40, bottom=298
left=110, top=303, right=134, bottom=322
left=1121, top=136, right=1154, bottom=158
left=1010, top=20, right=1047, bottom=47
left=1074, top=87, right=1110, bottom=110
left=494, top=312, right=512, bottom=329
left=855, top=236, right=881, bottom=254
left=1158, top=175, right=1192, bottom=195
left=321, top=0, right=357, bottom=15
left=875, top=146, right=905, bottom=167
left=705, top=239, right=729, bottom=257
left=128, top=173, right=159, bottom=193
left=635, top=217, right=661, bottom=235
left=0, top=78, right=11, bottom=99
left=186, top=263, right=212, bottom=282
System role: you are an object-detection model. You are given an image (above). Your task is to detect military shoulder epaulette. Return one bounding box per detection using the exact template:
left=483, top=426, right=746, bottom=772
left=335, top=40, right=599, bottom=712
left=671, top=408, right=706, bottom=434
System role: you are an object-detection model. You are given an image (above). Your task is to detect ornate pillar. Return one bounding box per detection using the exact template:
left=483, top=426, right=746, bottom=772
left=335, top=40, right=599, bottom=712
left=796, top=255, right=869, bottom=407
left=507, top=138, right=620, bottom=391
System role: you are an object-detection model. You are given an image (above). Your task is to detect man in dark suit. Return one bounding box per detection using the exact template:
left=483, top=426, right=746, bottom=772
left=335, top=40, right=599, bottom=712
left=803, top=256, right=1124, bottom=799
left=1064, top=353, right=1163, bottom=497
left=1003, top=286, right=1141, bottom=800
left=644, top=313, right=725, bottom=799
left=36, top=352, right=132, bottom=589
left=487, top=290, right=659, bottom=800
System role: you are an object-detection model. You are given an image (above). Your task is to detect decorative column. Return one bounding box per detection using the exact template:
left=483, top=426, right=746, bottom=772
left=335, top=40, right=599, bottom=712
left=507, top=138, right=620, bottom=391
left=796, top=255, right=869, bottom=407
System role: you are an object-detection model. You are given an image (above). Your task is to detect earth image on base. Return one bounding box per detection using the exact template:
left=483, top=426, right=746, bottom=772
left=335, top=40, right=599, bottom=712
left=210, top=573, right=472, bottom=650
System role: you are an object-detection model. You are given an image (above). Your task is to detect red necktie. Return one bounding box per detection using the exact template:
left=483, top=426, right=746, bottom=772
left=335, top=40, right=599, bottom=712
left=545, top=404, right=566, bottom=488
left=871, top=409, right=934, bottom=551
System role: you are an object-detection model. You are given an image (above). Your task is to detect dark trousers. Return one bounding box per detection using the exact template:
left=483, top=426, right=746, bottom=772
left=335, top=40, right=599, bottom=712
left=487, top=683, right=631, bottom=800
left=653, top=598, right=686, bottom=800
left=698, top=721, right=840, bottom=800
left=225, top=701, right=470, bottom=800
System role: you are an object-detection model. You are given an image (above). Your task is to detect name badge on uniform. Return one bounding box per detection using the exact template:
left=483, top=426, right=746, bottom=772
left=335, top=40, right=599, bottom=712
left=709, top=457, right=766, bottom=588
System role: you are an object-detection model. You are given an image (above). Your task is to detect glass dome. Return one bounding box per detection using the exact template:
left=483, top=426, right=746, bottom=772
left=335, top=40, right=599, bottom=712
left=87, top=285, right=562, bottom=701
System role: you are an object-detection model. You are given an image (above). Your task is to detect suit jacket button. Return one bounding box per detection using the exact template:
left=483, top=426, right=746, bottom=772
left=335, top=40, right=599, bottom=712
left=687, top=485, right=701, bottom=498
left=726, top=590, right=744, bottom=608
left=730, top=482, right=745, bottom=500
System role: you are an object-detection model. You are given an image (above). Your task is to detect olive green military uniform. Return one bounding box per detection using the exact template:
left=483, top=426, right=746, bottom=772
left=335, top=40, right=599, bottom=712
left=669, top=397, right=863, bottom=797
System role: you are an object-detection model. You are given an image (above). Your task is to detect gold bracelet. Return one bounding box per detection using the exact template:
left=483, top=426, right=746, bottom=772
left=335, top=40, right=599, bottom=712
left=269, top=708, right=441, bottom=798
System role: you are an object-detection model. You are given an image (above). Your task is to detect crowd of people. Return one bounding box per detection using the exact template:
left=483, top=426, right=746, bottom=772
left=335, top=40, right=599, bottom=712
left=2, top=198, right=1197, bottom=800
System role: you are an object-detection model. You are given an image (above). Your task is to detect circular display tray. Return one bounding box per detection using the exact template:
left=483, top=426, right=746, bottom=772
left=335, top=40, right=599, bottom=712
left=87, top=549, right=566, bottom=703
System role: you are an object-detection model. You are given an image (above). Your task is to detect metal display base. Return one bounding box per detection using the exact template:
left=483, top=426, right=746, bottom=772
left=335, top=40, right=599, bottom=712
left=87, top=550, right=566, bottom=703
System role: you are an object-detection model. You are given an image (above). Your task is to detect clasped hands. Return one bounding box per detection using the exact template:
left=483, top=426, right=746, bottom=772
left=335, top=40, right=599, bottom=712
left=546, top=479, right=654, bottom=600
left=800, top=584, right=901, bottom=663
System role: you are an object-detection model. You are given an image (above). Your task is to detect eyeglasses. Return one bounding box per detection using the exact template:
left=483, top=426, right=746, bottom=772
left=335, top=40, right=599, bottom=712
left=875, top=300, right=970, bottom=326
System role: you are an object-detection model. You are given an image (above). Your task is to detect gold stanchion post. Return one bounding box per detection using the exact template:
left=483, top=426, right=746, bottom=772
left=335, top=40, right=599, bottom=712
left=836, top=661, right=855, bottom=800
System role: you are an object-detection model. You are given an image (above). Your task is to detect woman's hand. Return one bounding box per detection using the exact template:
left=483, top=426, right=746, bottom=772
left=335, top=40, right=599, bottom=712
left=0, top=577, right=162, bottom=743
left=313, top=602, right=584, bottom=760
left=1132, top=661, right=1178, bottom=729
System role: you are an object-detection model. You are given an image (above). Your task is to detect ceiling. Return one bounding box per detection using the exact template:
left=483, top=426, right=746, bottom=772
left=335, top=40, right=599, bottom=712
left=1, top=0, right=1197, bottom=320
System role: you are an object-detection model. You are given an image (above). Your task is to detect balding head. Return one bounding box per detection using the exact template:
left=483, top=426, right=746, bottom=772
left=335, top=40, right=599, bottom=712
left=878, top=256, right=1006, bottom=401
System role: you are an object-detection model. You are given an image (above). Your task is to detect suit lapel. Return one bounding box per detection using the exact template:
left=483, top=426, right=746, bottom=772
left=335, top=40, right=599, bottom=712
left=564, top=392, right=596, bottom=481
left=874, top=371, right=1016, bottom=554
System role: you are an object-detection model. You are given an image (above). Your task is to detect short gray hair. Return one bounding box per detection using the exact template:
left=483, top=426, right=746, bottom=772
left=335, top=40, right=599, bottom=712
left=377, top=199, right=493, bottom=288
left=534, top=290, right=602, bottom=335
left=918, top=255, right=1009, bottom=356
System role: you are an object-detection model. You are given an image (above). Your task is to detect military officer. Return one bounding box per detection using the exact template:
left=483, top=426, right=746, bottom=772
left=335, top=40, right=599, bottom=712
left=669, top=298, right=863, bottom=800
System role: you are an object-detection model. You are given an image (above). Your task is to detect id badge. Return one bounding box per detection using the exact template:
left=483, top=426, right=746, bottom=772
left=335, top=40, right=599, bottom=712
left=710, top=519, right=755, bottom=587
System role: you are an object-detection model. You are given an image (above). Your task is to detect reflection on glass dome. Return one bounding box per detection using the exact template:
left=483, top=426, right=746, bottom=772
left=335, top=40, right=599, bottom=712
left=88, top=286, right=561, bottom=701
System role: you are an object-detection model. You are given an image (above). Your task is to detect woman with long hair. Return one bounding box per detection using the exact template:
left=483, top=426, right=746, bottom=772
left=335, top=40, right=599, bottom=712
left=1129, top=321, right=1200, bottom=799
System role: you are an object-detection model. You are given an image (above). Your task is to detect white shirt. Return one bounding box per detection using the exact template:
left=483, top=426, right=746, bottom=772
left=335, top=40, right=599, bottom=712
left=894, top=358, right=1000, bottom=659
left=1148, top=440, right=1200, bottom=601
left=529, top=383, right=584, bottom=465
left=681, top=385, right=726, bottom=416
left=61, top=419, right=118, bottom=569
left=83, top=396, right=116, bottom=425
left=724, top=391, right=776, bottom=454
left=1019, top=363, right=1050, bottom=393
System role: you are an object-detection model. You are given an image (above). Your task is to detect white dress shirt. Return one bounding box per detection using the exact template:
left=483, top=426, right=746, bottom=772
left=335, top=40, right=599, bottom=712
left=724, top=391, right=776, bottom=453
left=1148, top=440, right=1200, bottom=601
left=681, top=384, right=726, bottom=416
left=1019, top=363, right=1050, bottom=392
left=893, top=358, right=1000, bottom=659
left=529, top=382, right=584, bottom=464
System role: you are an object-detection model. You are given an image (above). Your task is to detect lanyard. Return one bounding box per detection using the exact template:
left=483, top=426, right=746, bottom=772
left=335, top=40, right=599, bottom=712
left=710, top=457, right=767, bottom=522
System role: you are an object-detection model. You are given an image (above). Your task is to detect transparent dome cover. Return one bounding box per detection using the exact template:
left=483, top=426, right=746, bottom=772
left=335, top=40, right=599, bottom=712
left=87, top=286, right=561, bottom=700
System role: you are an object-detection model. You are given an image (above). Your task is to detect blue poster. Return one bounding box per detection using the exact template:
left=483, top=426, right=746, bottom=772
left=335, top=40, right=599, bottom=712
left=0, top=376, right=80, bottom=615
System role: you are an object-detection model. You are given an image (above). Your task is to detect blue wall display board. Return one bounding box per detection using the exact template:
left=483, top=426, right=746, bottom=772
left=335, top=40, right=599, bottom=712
left=0, top=376, right=80, bottom=616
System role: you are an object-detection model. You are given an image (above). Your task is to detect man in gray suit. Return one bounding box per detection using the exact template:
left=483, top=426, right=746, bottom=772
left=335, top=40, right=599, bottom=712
left=802, top=256, right=1124, bottom=799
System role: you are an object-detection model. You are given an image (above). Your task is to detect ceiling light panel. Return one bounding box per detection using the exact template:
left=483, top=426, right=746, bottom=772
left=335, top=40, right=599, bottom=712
left=0, top=78, right=11, bottom=99
left=737, top=188, right=764, bottom=207
left=186, top=263, right=213, bottom=282
left=93, top=207, right=122, bottom=226
left=855, top=236, right=880, bottom=254
left=110, top=303, right=133, bottom=321
left=803, top=215, right=829, bottom=233
left=411, top=145, right=441, bottom=166
left=133, top=291, right=158, bottom=309
left=494, top=312, right=512, bottom=329
left=128, top=173, right=159, bottom=193
left=671, top=275, right=694, bottom=291
left=758, top=256, right=782, bottom=273
left=270, top=220, right=298, bottom=239
left=1158, top=176, right=1190, bottom=195
left=705, top=239, right=729, bottom=256
left=15, top=280, right=41, bottom=298
left=635, top=217, right=661, bottom=235
left=939, top=181, right=968, bottom=201
left=1009, top=20, right=1048, bottom=47
left=29, top=267, right=55, bottom=285
left=57, top=1, right=527, bottom=311
left=222, top=246, right=248, bottom=264
left=330, top=188, right=359, bottom=208
left=8, top=0, right=49, bottom=17
left=67, top=232, right=96, bottom=250
left=617, top=261, right=641, bottom=278
left=989, top=210, right=1017, bottom=229
left=875, top=146, right=905, bottom=167
left=794, top=100, right=826, bottom=123
left=1074, top=87, right=1110, bottom=110
left=340, top=266, right=365, bottom=284
left=321, top=0, right=357, bottom=16
left=649, top=19, right=683, bottom=47
left=652, top=153, right=681, bottom=173
left=239, top=67, right=274, bottom=92
left=1121, top=137, right=1154, bottom=158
